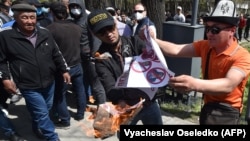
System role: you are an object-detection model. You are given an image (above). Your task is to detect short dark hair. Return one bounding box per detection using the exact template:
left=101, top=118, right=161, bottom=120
left=0, top=3, right=9, bottom=11
left=135, top=3, right=146, bottom=11
left=50, top=1, right=68, bottom=20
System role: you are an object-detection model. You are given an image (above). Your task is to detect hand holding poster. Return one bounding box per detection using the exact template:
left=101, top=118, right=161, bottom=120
left=115, top=27, right=175, bottom=99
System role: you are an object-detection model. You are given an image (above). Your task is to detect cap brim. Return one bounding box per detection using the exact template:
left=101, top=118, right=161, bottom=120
left=12, top=7, right=36, bottom=12
left=92, top=20, right=115, bottom=33
left=203, top=16, right=239, bottom=26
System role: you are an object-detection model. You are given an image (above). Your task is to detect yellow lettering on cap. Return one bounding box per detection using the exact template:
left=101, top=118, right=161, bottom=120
left=90, top=13, right=108, bottom=25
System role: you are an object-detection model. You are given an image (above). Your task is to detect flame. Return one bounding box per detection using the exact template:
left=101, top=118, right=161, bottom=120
left=79, top=122, right=94, bottom=137
left=94, top=52, right=112, bottom=60
left=89, top=96, right=95, bottom=104
left=95, top=52, right=100, bottom=57
left=91, top=99, right=145, bottom=139
left=86, top=106, right=97, bottom=120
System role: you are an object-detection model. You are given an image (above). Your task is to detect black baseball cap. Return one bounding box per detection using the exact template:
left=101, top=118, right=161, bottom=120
left=87, top=9, right=115, bottom=33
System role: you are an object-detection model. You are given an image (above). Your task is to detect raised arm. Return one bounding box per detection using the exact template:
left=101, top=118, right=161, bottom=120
left=155, top=39, right=196, bottom=57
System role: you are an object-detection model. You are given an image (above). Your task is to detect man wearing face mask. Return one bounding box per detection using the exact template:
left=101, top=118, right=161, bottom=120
left=132, top=2, right=156, bottom=38
left=27, top=0, right=52, bottom=27
left=68, top=0, right=106, bottom=116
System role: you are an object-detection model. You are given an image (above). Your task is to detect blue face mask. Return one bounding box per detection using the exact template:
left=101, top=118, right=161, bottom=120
left=42, top=7, right=49, bottom=13
left=36, top=7, right=42, bottom=16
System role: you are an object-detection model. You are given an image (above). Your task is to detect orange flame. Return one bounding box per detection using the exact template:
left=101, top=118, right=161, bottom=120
left=82, top=99, right=144, bottom=139
left=91, top=99, right=144, bottom=139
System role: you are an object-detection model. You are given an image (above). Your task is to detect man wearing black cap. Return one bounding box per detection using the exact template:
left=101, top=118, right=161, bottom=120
left=0, top=3, right=71, bottom=140
left=87, top=9, right=163, bottom=127
left=146, top=0, right=250, bottom=125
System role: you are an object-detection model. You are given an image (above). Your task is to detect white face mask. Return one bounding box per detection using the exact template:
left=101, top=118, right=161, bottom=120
left=42, top=7, right=49, bottom=13
left=8, top=9, right=13, bottom=17
left=71, top=8, right=81, bottom=16
left=135, top=12, right=144, bottom=20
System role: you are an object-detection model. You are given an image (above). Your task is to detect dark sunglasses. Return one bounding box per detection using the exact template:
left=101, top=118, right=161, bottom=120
left=205, top=26, right=232, bottom=34
left=134, top=10, right=144, bottom=13
left=96, top=25, right=115, bottom=36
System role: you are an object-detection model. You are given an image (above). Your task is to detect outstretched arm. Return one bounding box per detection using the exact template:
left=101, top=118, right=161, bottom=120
left=155, top=38, right=196, bottom=57
left=140, top=26, right=196, bottom=57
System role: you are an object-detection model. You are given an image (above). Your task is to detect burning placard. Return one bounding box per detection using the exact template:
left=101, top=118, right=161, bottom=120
left=93, top=99, right=145, bottom=139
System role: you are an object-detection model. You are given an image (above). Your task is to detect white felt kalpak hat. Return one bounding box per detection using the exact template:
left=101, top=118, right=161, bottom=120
left=203, top=0, right=239, bottom=26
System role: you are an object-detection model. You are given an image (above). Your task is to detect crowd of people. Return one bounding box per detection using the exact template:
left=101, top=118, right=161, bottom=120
left=0, top=0, right=250, bottom=141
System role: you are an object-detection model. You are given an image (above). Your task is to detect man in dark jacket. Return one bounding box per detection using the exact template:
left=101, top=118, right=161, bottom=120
left=133, top=3, right=156, bottom=38
left=87, top=9, right=163, bottom=125
left=47, top=1, right=86, bottom=127
left=68, top=0, right=106, bottom=105
left=0, top=3, right=70, bottom=141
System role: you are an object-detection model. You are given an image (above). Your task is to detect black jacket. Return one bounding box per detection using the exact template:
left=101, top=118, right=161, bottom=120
left=68, top=0, right=104, bottom=104
left=68, top=0, right=101, bottom=57
left=37, top=14, right=52, bottom=28
left=47, top=20, right=82, bottom=67
left=0, top=22, right=69, bottom=89
left=95, top=36, right=152, bottom=106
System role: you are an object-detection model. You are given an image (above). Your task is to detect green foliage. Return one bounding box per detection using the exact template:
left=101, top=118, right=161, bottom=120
left=160, top=96, right=202, bottom=124
left=240, top=42, right=250, bottom=49
left=160, top=92, right=248, bottom=124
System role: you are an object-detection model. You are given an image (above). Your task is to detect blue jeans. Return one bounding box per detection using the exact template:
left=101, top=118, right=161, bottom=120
left=20, top=81, right=59, bottom=141
left=53, top=63, right=86, bottom=123
left=0, top=109, right=15, bottom=137
left=82, top=61, right=92, bottom=100
left=130, top=100, right=163, bottom=125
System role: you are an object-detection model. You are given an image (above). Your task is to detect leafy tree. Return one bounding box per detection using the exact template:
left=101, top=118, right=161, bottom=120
left=141, top=0, right=165, bottom=39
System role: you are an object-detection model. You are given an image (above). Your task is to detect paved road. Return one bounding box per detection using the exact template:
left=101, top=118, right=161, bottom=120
left=0, top=94, right=196, bottom=141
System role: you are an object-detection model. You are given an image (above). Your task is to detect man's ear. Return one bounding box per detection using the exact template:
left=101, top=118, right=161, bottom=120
left=231, top=26, right=237, bottom=34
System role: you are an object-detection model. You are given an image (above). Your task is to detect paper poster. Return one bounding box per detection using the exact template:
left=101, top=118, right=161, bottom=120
left=115, top=27, right=175, bottom=99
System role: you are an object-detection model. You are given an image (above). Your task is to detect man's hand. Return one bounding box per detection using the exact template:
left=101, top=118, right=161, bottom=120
left=138, top=25, right=156, bottom=40
left=168, top=75, right=196, bottom=94
left=63, top=72, right=71, bottom=84
left=2, top=79, right=17, bottom=94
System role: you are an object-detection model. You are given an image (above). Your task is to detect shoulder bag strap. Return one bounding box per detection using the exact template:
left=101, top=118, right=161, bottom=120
left=203, top=48, right=212, bottom=79
left=201, top=48, right=212, bottom=108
